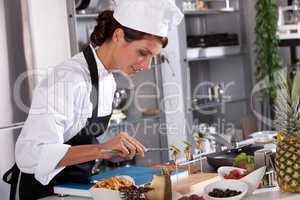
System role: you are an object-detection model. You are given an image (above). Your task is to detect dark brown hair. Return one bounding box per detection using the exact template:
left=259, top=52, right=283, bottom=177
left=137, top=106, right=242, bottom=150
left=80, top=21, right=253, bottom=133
left=90, top=10, right=168, bottom=48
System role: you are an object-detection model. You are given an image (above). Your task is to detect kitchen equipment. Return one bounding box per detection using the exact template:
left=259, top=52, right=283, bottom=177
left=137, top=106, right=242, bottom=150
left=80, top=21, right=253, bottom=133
left=76, top=0, right=116, bottom=13
left=221, top=0, right=234, bottom=12
left=110, top=88, right=132, bottom=124
left=206, top=145, right=264, bottom=170
left=146, top=148, right=170, bottom=152
left=98, top=148, right=170, bottom=157
left=254, top=148, right=277, bottom=188
left=187, top=33, right=239, bottom=48
left=75, top=0, right=91, bottom=11
left=278, top=0, right=300, bottom=39
left=112, top=88, right=131, bottom=111
left=142, top=108, right=160, bottom=116
left=182, top=0, right=197, bottom=11
left=249, top=131, right=276, bottom=144
left=187, top=45, right=241, bottom=59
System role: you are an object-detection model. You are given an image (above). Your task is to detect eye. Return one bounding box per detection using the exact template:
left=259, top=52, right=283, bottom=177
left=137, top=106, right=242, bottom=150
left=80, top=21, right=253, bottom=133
left=138, top=50, right=148, bottom=57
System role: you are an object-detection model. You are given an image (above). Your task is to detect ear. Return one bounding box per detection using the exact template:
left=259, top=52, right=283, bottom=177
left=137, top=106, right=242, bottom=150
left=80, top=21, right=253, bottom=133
left=112, top=28, right=125, bottom=43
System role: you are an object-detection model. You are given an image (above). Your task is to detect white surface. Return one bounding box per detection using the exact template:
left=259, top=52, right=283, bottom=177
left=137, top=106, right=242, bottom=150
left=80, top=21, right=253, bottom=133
left=246, top=187, right=300, bottom=200
left=27, top=0, right=71, bottom=85
left=240, top=167, right=266, bottom=195
left=90, top=187, right=122, bottom=200
left=42, top=186, right=300, bottom=200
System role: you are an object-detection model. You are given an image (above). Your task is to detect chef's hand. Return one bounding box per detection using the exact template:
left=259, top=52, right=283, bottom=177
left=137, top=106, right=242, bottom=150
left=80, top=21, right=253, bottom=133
left=99, top=132, right=146, bottom=160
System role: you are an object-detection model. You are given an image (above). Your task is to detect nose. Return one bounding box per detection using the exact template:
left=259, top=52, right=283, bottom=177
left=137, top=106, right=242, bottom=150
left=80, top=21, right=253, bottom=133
left=139, top=56, right=152, bottom=70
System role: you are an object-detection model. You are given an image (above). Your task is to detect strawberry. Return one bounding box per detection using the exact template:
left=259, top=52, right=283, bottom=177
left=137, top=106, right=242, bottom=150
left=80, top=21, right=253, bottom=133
left=239, top=163, right=247, bottom=169
left=230, top=169, right=240, bottom=178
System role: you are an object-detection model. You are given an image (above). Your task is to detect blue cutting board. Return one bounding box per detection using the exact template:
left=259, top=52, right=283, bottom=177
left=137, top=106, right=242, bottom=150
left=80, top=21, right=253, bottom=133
left=55, top=166, right=186, bottom=191
left=91, top=166, right=162, bottom=186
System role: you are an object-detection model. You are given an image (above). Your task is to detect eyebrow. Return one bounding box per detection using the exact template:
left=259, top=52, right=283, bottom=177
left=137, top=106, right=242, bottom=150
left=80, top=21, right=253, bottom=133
left=142, top=48, right=154, bottom=56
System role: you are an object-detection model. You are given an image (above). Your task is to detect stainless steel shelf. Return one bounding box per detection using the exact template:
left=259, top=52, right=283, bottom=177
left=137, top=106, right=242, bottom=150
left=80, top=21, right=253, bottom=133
left=75, top=13, right=98, bottom=19
left=184, top=9, right=239, bottom=16
left=187, top=51, right=243, bottom=62
left=191, top=97, right=248, bottom=110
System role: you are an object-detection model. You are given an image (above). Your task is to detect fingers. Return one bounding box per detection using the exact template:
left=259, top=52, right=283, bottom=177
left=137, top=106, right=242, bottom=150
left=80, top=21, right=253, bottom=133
left=124, top=138, right=145, bottom=157
left=100, top=132, right=145, bottom=160
left=119, top=142, right=130, bottom=158
left=120, top=132, right=145, bottom=157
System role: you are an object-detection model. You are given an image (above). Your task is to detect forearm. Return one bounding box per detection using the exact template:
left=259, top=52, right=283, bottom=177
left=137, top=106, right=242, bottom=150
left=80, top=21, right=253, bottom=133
left=57, top=144, right=107, bottom=167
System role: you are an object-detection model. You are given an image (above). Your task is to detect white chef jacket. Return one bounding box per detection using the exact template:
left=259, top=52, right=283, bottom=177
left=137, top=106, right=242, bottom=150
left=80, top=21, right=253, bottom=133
left=15, top=45, right=117, bottom=185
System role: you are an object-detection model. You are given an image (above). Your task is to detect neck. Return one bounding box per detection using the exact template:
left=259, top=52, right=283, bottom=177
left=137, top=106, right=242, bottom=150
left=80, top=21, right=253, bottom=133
left=95, top=42, right=115, bottom=72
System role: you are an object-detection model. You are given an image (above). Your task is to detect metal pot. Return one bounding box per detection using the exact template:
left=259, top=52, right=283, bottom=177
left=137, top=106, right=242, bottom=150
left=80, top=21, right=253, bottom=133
left=112, top=88, right=131, bottom=111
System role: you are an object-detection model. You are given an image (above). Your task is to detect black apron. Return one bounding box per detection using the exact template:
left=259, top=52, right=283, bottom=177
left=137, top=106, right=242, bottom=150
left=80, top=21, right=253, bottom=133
left=3, top=45, right=112, bottom=200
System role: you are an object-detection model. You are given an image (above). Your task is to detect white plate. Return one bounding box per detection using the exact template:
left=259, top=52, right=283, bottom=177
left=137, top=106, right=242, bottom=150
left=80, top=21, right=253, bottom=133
left=249, top=131, right=276, bottom=144
left=90, top=176, right=134, bottom=200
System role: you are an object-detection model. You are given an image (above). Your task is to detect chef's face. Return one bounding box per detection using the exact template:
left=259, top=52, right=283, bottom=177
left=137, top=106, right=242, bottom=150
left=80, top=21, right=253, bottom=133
left=112, top=28, right=163, bottom=75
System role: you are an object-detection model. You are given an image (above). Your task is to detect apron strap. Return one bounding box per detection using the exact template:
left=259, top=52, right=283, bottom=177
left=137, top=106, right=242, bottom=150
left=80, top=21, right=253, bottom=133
left=83, top=45, right=99, bottom=118
left=3, top=164, right=20, bottom=200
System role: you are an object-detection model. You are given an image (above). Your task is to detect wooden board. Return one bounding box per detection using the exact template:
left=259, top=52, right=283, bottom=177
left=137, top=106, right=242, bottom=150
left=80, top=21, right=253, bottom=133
left=173, top=173, right=220, bottom=195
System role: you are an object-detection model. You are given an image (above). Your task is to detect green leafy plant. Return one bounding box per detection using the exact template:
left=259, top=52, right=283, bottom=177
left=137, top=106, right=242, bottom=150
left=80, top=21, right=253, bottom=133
left=255, top=0, right=281, bottom=100
left=233, top=153, right=255, bottom=172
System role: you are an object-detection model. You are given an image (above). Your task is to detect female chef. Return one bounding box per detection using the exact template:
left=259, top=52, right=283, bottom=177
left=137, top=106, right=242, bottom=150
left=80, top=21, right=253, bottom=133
left=3, top=0, right=183, bottom=199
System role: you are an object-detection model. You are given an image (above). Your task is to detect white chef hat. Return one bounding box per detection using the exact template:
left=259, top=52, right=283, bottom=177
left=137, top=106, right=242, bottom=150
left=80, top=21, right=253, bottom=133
left=113, top=0, right=184, bottom=37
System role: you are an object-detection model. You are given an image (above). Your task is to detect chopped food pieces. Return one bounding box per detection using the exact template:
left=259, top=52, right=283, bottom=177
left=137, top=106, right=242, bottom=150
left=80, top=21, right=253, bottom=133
left=208, top=188, right=242, bottom=198
left=119, top=185, right=153, bottom=200
left=223, top=169, right=246, bottom=179
left=94, top=176, right=153, bottom=200
left=94, top=176, right=133, bottom=191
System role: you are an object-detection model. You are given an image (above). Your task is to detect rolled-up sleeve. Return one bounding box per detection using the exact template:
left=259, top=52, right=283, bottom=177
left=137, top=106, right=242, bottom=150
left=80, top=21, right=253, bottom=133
left=15, top=68, right=79, bottom=185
